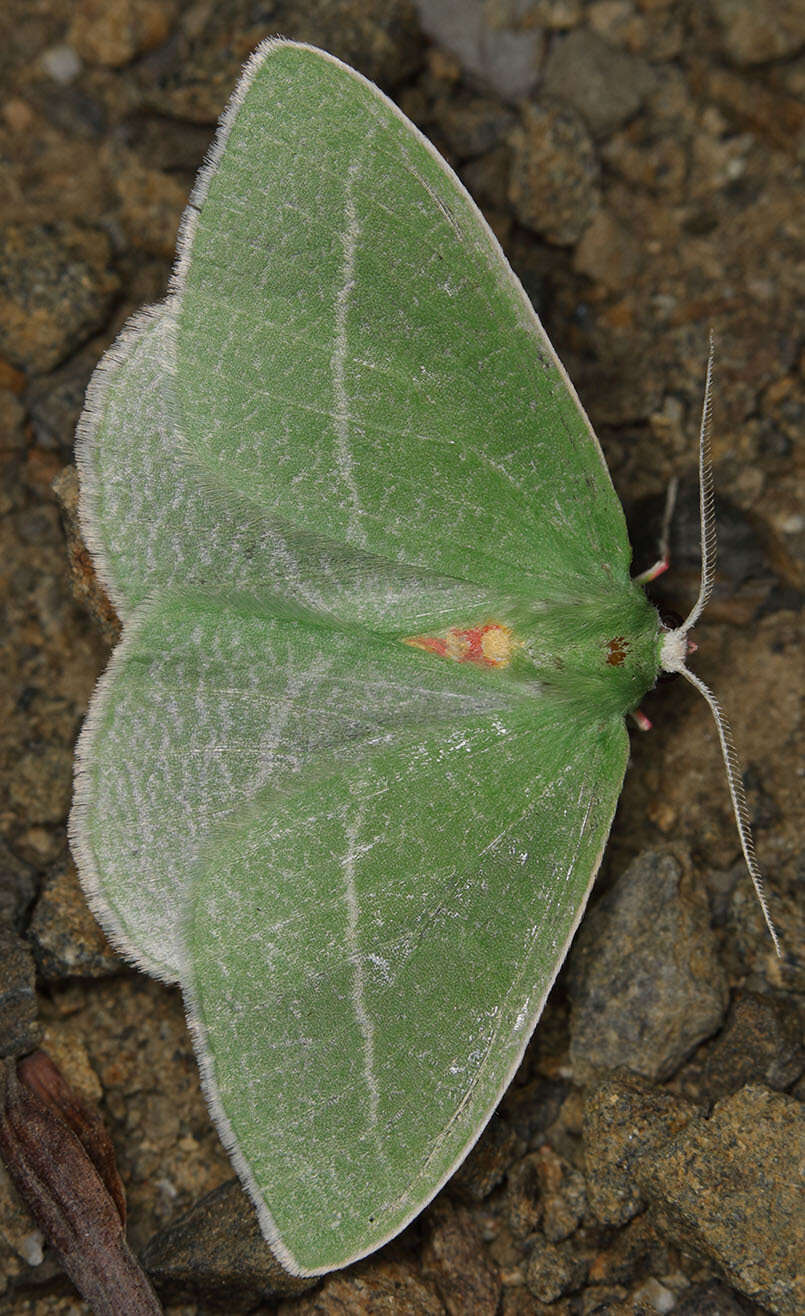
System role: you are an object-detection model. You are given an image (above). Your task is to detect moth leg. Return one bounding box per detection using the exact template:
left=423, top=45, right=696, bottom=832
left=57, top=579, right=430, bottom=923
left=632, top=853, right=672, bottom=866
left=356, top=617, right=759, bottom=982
left=633, top=475, right=678, bottom=584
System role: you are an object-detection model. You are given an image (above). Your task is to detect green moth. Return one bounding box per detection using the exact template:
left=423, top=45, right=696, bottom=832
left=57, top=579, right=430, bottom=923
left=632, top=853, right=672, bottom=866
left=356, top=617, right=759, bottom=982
left=70, top=39, right=776, bottom=1276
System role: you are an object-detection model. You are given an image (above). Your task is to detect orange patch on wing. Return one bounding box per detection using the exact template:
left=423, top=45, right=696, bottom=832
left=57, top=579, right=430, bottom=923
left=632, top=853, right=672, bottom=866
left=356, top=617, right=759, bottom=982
left=404, top=623, right=516, bottom=668
left=606, top=636, right=629, bottom=666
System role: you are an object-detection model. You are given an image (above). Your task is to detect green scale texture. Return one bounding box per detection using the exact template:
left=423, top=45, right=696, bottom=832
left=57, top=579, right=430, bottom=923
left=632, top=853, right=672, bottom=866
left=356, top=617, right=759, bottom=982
left=72, top=40, right=662, bottom=1275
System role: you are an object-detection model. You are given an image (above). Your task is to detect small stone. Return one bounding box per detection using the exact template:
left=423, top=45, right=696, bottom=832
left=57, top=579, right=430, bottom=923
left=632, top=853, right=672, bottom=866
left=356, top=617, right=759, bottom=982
left=630, top=1276, right=676, bottom=1313
left=687, top=992, right=803, bottom=1101
left=461, top=146, right=512, bottom=208
left=0, top=390, right=27, bottom=453
left=422, top=1200, right=501, bottom=1316
left=6, top=742, right=73, bottom=827
left=414, top=0, right=542, bottom=100
left=529, top=1, right=583, bottom=30
left=26, top=344, right=98, bottom=455
left=29, top=855, right=122, bottom=981
left=0, top=1159, right=46, bottom=1269
left=69, top=0, right=177, bottom=68
left=603, top=126, right=687, bottom=194
left=451, top=1115, right=520, bottom=1202
left=506, top=1152, right=542, bottom=1239
left=674, top=1280, right=759, bottom=1315
left=40, top=45, right=82, bottom=85
left=583, top=1073, right=701, bottom=1226
left=0, top=929, right=41, bottom=1058
left=141, top=1177, right=313, bottom=1303
left=531, top=1145, right=586, bottom=1242
left=587, top=1214, right=666, bottom=1287
left=0, top=223, right=119, bottom=374
left=637, top=1085, right=802, bottom=1316
left=0, top=839, right=36, bottom=926
left=279, top=1258, right=444, bottom=1314
left=524, top=1235, right=588, bottom=1304
left=711, top=0, right=805, bottom=68
left=147, top=3, right=422, bottom=123
left=566, top=850, right=729, bottom=1083
left=508, top=102, right=599, bottom=245
left=573, top=208, right=640, bottom=292
left=437, top=95, right=517, bottom=160
left=104, top=145, right=187, bottom=258
left=542, top=30, right=656, bottom=137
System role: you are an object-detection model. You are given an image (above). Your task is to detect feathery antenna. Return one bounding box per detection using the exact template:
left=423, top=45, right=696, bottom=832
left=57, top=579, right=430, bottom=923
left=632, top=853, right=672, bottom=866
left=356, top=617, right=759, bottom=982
left=659, top=332, right=782, bottom=957
left=681, top=329, right=717, bottom=631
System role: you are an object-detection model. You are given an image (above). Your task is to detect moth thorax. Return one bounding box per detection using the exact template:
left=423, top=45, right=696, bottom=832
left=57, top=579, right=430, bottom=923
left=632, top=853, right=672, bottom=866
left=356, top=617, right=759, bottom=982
left=659, top=628, right=688, bottom=673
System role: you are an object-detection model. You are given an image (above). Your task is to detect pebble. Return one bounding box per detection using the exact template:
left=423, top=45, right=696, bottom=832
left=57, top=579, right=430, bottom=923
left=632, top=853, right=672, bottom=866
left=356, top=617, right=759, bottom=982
left=583, top=1074, right=701, bottom=1226
left=638, top=1085, right=802, bottom=1315
left=0, top=929, right=41, bottom=1058
left=422, top=1200, right=501, bottom=1316
left=437, top=95, right=517, bottom=160
left=508, top=102, right=599, bottom=245
left=542, top=29, right=655, bottom=137
left=679, top=991, right=803, bottom=1102
left=710, top=0, right=805, bottom=67
left=531, top=1145, right=586, bottom=1242
left=29, top=855, right=122, bottom=981
left=414, top=0, right=542, bottom=100
left=0, top=223, right=118, bottom=375
left=141, top=1176, right=313, bottom=1304
left=69, top=0, right=177, bottom=68
left=566, top=850, right=729, bottom=1083
left=524, top=1234, right=588, bottom=1303
left=278, top=1257, right=445, bottom=1314
left=451, top=1115, right=520, bottom=1202
left=40, top=45, right=82, bottom=85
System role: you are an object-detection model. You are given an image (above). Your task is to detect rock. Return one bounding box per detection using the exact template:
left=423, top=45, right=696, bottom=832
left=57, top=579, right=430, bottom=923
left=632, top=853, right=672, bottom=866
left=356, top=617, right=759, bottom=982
left=681, top=991, right=803, bottom=1102
left=414, top=0, right=542, bottom=100
left=141, top=1, right=423, bottom=123
left=422, top=1201, right=501, bottom=1316
left=506, top=1152, right=542, bottom=1239
left=461, top=145, right=512, bottom=209
left=524, top=1234, right=588, bottom=1303
left=0, top=839, right=36, bottom=927
left=451, top=1115, right=520, bottom=1202
left=586, top=1214, right=668, bottom=1288
left=437, top=94, right=516, bottom=160
left=29, top=854, right=122, bottom=981
left=674, top=1280, right=760, bottom=1315
left=26, top=344, right=98, bottom=456
left=508, top=101, right=599, bottom=245
left=710, top=0, right=805, bottom=68
left=542, top=30, right=655, bottom=137
left=583, top=1073, right=701, bottom=1226
left=6, top=741, right=73, bottom=827
left=0, top=929, right=40, bottom=1058
left=0, top=223, right=118, bottom=374
left=530, top=1145, right=586, bottom=1242
left=573, top=208, right=640, bottom=293
left=69, top=0, right=177, bottom=68
left=0, top=391, right=26, bottom=453
left=637, top=1085, right=802, bottom=1316
left=104, top=145, right=187, bottom=258
left=40, top=44, right=83, bottom=85
left=141, top=1176, right=313, bottom=1303
left=278, top=1258, right=445, bottom=1314
left=566, top=850, right=729, bottom=1083
left=588, top=2, right=684, bottom=61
